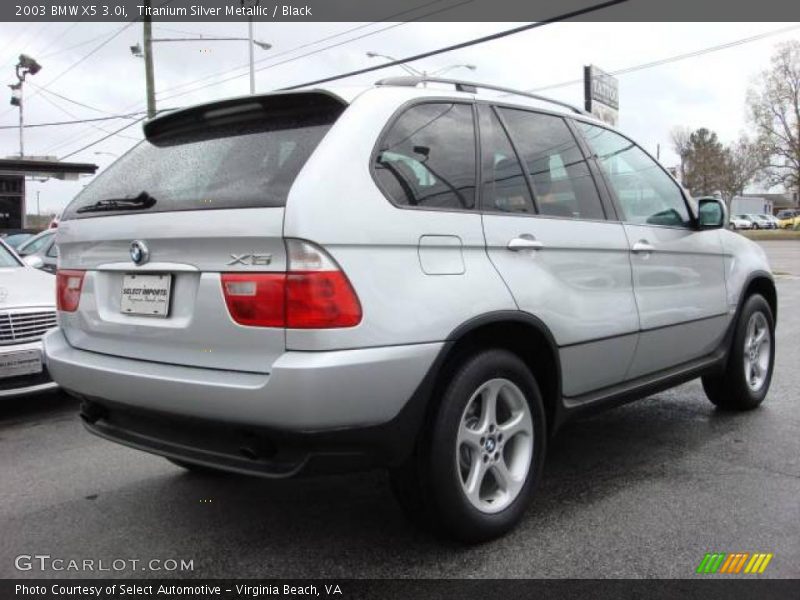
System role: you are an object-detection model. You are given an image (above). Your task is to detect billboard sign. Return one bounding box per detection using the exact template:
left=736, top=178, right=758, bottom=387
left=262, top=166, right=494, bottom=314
left=584, top=65, right=619, bottom=126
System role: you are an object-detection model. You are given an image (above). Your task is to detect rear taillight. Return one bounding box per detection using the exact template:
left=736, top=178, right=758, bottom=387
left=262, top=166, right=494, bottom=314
left=221, top=273, right=285, bottom=328
left=56, top=270, right=85, bottom=312
left=220, top=240, right=362, bottom=329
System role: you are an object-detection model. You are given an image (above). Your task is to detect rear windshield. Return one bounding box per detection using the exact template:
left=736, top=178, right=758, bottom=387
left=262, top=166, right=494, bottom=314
left=63, top=100, right=343, bottom=220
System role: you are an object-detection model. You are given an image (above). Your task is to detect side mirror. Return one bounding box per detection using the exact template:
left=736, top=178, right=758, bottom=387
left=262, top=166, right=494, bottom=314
left=23, top=255, right=45, bottom=270
left=697, top=197, right=727, bottom=229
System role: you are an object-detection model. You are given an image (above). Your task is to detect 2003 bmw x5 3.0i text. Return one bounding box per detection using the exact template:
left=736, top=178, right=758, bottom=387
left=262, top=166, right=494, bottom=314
left=43, top=77, right=777, bottom=542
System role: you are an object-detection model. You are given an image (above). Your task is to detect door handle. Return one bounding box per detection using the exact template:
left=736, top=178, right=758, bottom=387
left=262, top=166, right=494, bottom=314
left=507, top=237, right=544, bottom=251
left=632, top=240, right=655, bottom=253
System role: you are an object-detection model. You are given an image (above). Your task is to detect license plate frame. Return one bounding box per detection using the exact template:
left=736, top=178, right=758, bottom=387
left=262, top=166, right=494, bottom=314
left=0, top=348, right=42, bottom=379
left=120, top=273, right=172, bottom=318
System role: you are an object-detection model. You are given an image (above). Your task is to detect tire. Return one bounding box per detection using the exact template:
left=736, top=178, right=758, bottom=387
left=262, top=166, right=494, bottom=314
left=167, top=457, right=228, bottom=476
left=702, top=294, right=775, bottom=410
left=390, top=349, right=546, bottom=542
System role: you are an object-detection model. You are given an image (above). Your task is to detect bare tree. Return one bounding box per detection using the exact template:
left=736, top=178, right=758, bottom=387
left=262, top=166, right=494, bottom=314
left=719, top=136, right=766, bottom=203
left=746, top=40, right=800, bottom=203
left=670, top=126, right=692, bottom=183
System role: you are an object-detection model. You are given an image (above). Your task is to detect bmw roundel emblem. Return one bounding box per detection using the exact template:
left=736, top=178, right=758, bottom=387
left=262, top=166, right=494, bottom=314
left=130, top=240, right=149, bottom=266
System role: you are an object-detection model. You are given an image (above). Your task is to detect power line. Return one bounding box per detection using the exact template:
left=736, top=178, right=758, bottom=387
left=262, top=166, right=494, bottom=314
left=28, top=82, right=126, bottom=116
left=49, top=0, right=625, bottom=159
left=0, top=113, right=146, bottom=129
left=1, top=0, right=176, bottom=120
left=525, top=23, right=800, bottom=93
left=32, top=88, right=141, bottom=150
left=59, top=116, right=147, bottom=160
left=281, top=0, right=629, bottom=91
left=133, top=0, right=463, bottom=105
left=6, top=15, right=796, bottom=137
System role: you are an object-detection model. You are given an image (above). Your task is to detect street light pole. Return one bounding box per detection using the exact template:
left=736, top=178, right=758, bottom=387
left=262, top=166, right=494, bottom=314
left=8, top=54, right=41, bottom=158
left=18, top=82, right=23, bottom=156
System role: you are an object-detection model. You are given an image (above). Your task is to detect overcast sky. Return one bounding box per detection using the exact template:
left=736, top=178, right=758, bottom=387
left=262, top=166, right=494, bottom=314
left=1, top=20, right=798, bottom=215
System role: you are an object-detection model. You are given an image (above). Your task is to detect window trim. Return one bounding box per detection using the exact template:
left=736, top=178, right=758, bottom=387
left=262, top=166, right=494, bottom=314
left=369, top=97, right=481, bottom=215
left=572, top=118, right=698, bottom=230
left=484, top=103, right=610, bottom=222
left=475, top=103, right=538, bottom=215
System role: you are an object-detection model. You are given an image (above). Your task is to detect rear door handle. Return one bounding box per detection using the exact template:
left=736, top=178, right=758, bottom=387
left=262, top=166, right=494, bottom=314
left=632, top=240, right=655, bottom=253
left=507, top=237, right=544, bottom=251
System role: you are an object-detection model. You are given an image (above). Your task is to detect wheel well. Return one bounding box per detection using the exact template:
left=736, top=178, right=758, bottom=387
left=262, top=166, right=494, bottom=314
left=744, top=276, right=778, bottom=323
left=436, top=320, right=560, bottom=434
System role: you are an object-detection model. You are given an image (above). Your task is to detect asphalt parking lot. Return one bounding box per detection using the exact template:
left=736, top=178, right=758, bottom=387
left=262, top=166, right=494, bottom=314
left=2, top=242, right=799, bottom=579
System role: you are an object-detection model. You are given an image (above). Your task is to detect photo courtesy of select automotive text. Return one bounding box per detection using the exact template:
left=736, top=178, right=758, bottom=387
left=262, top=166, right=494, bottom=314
left=1, top=0, right=799, bottom=597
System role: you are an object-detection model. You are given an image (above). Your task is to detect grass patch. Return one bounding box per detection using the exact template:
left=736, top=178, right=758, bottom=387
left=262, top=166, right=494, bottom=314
left=738, top=229, right=800, bottom=241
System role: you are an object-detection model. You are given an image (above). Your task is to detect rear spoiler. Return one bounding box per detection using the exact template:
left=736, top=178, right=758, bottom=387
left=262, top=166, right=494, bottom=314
left=143, top=90, right=347, bottom=142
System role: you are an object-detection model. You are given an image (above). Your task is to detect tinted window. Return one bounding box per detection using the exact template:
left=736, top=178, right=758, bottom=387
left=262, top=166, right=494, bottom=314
left=46, top=240, right=58, bottom=258
left=63, top=104, right=342, bottom=219
left=578, top=122, right=691, bottom=227
left=374, top=103, right=476, bottom=210
left=499, top=109, right=604, bottom=220
left=477, top=105, right=533, bottom=214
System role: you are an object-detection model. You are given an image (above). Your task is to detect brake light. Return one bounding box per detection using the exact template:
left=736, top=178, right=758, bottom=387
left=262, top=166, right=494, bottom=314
left=56, top=270, right=85, bottom=312
left=220, top=240, right=362, bottom=329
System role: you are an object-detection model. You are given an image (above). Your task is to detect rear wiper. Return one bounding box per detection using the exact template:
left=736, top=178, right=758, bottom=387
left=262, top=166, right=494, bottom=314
left=76, top=192, right=157, bottom=214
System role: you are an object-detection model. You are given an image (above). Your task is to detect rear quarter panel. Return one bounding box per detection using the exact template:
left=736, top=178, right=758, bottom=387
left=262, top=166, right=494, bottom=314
left=283, top=88, right=517, bottom=351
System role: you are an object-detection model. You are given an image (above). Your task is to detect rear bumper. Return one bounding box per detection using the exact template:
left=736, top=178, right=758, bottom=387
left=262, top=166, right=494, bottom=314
left=43, top=327, right=444, bottom=477
left=43, top=328, right=441, bottom=431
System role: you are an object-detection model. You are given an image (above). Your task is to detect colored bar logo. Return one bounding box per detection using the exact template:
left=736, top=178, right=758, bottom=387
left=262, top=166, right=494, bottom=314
left=696, top=552, right=773, bottom=574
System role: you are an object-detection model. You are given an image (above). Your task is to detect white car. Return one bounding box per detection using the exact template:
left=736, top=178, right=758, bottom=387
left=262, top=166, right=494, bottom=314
left=0, top=240, right=58, bottom=398
left=730, top=216, right=752, bottom=230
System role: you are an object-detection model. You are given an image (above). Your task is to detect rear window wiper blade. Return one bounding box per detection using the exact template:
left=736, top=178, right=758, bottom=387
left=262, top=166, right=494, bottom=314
left=76, top=192, right=157, bottom=214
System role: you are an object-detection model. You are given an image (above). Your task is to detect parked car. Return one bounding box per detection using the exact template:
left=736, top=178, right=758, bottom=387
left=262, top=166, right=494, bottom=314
left=0, top=239, right=58, bottom=398
left=1, top=231, right=37, bottom=249
left=777, top=210, right=800, bottom=229
left=729, top=215, right=752, bottom=230
left=15, top=229, right=57, bottom=274
left=761, top=214, right=781, bottom=228
left=43, top=78, right=777, bottom=542
left=748, top=214, right=777, bottom=229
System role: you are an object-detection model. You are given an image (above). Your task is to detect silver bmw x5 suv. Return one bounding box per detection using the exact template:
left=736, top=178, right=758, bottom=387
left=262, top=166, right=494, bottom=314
left=44, top=77, right=776, bottom=541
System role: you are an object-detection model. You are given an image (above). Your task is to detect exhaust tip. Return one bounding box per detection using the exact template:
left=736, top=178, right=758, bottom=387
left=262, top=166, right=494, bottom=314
left=80, top=400, right=107, bottom=424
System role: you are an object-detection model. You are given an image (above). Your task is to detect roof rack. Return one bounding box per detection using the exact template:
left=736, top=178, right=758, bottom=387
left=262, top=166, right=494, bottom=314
left=375, top=76, right=588, bottom=116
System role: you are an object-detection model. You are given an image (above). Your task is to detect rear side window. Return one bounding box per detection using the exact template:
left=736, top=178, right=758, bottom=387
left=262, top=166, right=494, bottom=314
left=499, top=109, right=605, bottom=221
left=477, top=104, right=534, bottom=214
left=374, top=103, right=476, bottom=211
left=63, top=100, right=343, bottom=220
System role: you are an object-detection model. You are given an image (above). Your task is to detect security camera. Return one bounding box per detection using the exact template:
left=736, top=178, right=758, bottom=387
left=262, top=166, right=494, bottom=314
left=18, top=54, right=41, bottom=75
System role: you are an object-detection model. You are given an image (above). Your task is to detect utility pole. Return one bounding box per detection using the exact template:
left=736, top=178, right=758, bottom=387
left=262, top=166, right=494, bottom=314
left=143, top=0, right=156, bottom=118
left=248, top=17, right=255, bottom=93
